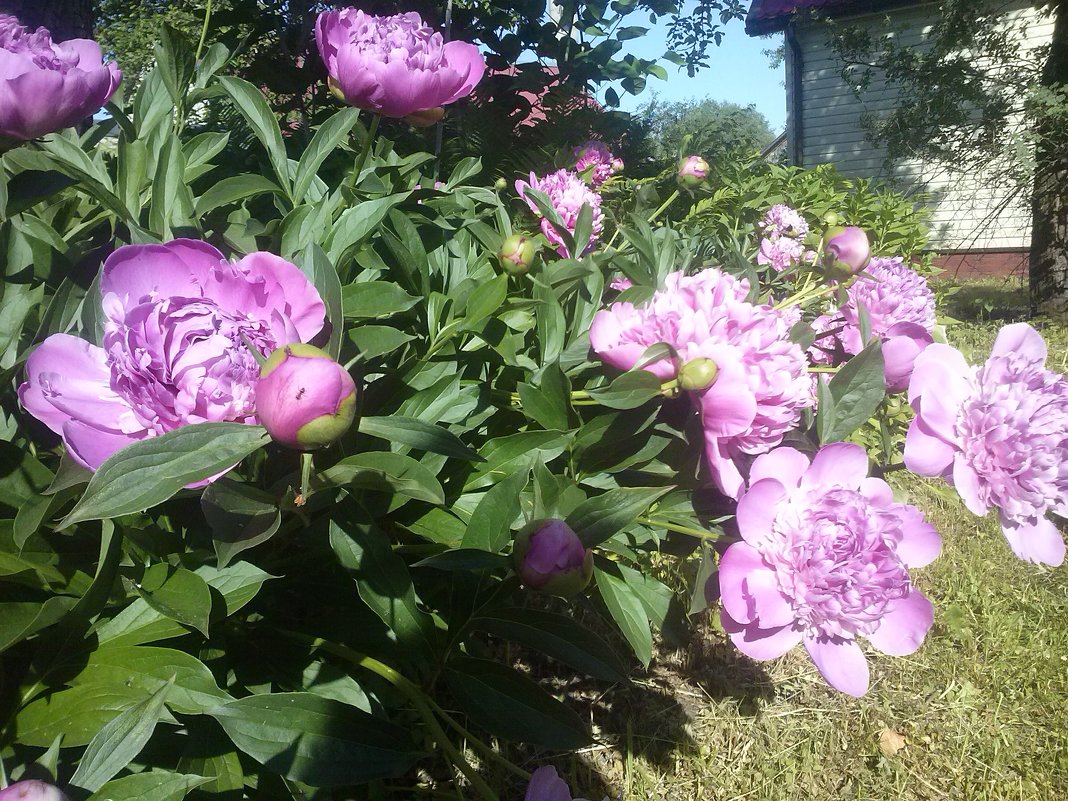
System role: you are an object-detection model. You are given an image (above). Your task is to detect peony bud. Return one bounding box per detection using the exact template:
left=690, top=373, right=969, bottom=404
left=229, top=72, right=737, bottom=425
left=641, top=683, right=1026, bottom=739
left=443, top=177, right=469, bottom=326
left=822, top=211, right=842, bottom=227
left=494, top=177, right=508, bottom=191
left=256, top=344, right=357, bottom=450
left=0, top=781, right=68, bottom=801
left=823, top=226, right=871, bottom=279
left=677, top=155, right=709, bottom=188
left=678, top=357, right=719, bottom=391
left=497, top=234, right=538, bottom=276
left=611, top=157, right=624, bottom=174
left=513, top=520, right=593, bottom=597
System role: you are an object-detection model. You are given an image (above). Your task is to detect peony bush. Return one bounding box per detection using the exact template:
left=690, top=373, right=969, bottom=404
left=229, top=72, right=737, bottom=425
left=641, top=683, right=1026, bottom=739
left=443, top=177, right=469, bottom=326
left=0, top=7, right=1063, bottom=800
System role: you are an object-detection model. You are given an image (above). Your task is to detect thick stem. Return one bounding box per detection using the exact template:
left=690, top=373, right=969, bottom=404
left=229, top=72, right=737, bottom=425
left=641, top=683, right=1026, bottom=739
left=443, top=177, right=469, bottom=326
left=195, top=0, right=214, bottom=63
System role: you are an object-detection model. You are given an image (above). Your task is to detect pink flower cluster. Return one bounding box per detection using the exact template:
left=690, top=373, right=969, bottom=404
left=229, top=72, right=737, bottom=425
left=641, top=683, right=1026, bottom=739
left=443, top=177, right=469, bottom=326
left=720, top=443, right=940, bottom=696
left=572, top=140, right=620, bottom=187
left=516, top=169, right=604, bottom=257
left=757, top=204, right=808, bottom=272
left=905, top=323, right=1068, bottom=566
left=590, top=269, right=813, bottom=498
left=812, top=256, right=935, bottom=391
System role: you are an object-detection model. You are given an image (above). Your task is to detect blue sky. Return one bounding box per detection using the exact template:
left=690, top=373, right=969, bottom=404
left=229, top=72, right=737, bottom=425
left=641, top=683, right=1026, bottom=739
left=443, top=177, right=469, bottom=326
left=602, top=18, right=786, bottom=134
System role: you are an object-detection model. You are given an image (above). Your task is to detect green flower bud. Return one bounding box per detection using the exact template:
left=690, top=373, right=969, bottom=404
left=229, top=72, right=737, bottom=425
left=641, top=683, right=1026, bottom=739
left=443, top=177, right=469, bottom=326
left=498, top=233, right=538, bottom=275
left=678, top=357, right=719, bottom=391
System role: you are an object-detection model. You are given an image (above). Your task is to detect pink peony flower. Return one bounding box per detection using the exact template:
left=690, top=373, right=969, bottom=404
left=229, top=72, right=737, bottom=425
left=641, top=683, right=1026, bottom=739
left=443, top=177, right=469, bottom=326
left=19, top=240, right=325, bottom=471
left=590, top=269, right=813, bottom=498
left=761, top=204, right=808, bottom=239
left=256, top=344, right=357, bottom=450
left=525, top=766, right=588, bottom=801
left=757, top=235, right=805, bottom=272
left=0, top=781, right=67, bottom=801
left=608, top=275, right=634, bottom=292
left=756, top=204, right=809, bottom=272
left=572, top=140, right=617, bottom=187
left=720, top=443, right=941, bottom=696
left=823, top=225, right=871, bottom=276
left=0, top=14, right=121, bottom=143
left=811, top=256, right=935, bottom=391
left=515, top=169, right=603, bottom=257
left=315, top=8, right=484, bottom=120
left=905, top=323, right=1068, bottom=566
left=513, top=520, right=593, bottom=597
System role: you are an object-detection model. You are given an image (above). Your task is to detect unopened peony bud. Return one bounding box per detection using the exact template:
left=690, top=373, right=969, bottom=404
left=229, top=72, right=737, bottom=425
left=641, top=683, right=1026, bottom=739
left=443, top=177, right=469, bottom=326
left=611, top=157, right=624, bottom=174
left=677, top=155, right=709, bottom=188
left=678, top=357, right=719, bottom=391
left=823, top=226, right=871, bottom=279
left=0, top=781, right=68, bottom=801
left=822, top=211, right=842, bottom=227
left=494, top=177, right=508, bottom=191
left=513, top=519, right=593, bottom=597
left=498, top=234, right=538, bottom=275
left=256, top=344, right=357, bottom=450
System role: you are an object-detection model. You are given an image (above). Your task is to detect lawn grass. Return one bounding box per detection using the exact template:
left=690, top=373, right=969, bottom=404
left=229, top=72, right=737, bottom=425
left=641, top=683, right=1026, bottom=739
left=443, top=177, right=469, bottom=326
left=520, top=284, right=1068, bottom=801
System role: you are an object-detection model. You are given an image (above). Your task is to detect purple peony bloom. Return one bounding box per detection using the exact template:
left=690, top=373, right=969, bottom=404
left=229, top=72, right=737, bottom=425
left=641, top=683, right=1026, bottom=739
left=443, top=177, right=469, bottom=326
left=720, top=443, right=941, bottom=696
left=0, top=14, right=121, bottom=144
left=19, top=240, right=325, bottom=471
left=0, top=781, right=67, bottom=801
left=315, top=8, right=484, bottom=120
left=525, top=766, right=584, bottom=801
left=256, top=343, right=357, bottom=450
left=515, top=169, right=603, bottom=257
left=811, top=256, right=935, bottom=391
left=590, top=269, right=813, bottom=498
left=513, top=520, right=593, bottom=597
left=756, top=204, right=809, bottom=272
left=905, top=324, right=1068, bottom=566
left=757, top=234, right=805, bottom=272
left=572, top=140, right=618, bottom=187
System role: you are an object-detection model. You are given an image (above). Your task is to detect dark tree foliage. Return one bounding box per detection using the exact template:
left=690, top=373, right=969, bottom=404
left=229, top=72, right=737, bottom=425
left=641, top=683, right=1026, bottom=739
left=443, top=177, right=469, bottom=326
left=0, top=0, right=95, bottom=41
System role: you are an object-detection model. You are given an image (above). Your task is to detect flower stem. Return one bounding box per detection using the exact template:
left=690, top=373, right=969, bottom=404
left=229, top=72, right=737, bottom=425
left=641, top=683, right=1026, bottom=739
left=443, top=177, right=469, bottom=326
left=195, top=0, right=213, bottom=63
left=299, top=452, right=313, bottom=502
left=352, top=114, right=381, bottom=186
left=647, top=189, right=680, bottom=224
left=638, top=516, right=720, bottom=541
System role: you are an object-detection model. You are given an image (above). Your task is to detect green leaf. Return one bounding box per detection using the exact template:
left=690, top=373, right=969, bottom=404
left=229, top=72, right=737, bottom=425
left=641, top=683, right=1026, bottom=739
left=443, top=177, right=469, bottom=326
left=465, top=431, right=573, bottom=491
left=194, top=173, right=282, bottom=216
left=70, top=676, right=173, bottom=792
left=96, top=561, right=272, bottom=647
left=327, top=193, right=411, bottom=263
left=595, top=564, right=652, bottom=667
left=411, top=549, right=511, bottom=572
left=819, top=338, right=885, bottom=443
left=217, top=75, right=292, bottom=194
left=472, top=608, right=629, bottom=682
left=299, top=244, right=344, bottom=359
left=462, top=273, right=508, bottom=330
left=587, top=370, right=663, bottom=410
left=329, top=510, right=435, bottom=655
left=133, top=564, right=212, bottom=637
left=211, top=693, right=422, bottom=786
left=534, top=280, right=566, bottom=366
left=358, top=416, right=482, bottom=461
left=342, top=281, right=420, bottom=319
left=0, top=597, right=76, bottom=654
left=461, top=466, right=530, bottom=552
left=567, top=486, right=671, bottom=548
left=444, top=657, right=589, bottom=749
left=202, top=478, right=281, bottom=568
left=348, top=325, right=416, bottom=359
left=62, top=423, right=269, bottom=526
left=149, top=134, right=195, bottom=237
left=572, top=203, right=594, bottom=257
left=88, top=771, right=210, bottom=801
left=292, top=107, right=360, bottom=204
left=320, top=452, right=444, bottom=505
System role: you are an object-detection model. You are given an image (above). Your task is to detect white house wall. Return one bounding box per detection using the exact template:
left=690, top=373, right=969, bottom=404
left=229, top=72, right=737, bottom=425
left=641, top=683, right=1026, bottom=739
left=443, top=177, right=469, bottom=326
left=789, top=0, right=1053, bottom=251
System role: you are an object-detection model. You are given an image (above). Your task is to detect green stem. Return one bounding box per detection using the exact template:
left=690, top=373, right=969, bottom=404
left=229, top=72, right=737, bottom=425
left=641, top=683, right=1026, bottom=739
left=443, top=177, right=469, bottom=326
left=807, top=365, right=840, bottom=374
left=646, top=188, right=680, bottom=224
left=299, top=452, right=313, bottom=502
left=638, top=516, right=720, bottom=542
left=426, top=697, right=531, bottom=781
left=195, top=0, right=213, bottom=64
left=352, top=114, right=381, bottom=185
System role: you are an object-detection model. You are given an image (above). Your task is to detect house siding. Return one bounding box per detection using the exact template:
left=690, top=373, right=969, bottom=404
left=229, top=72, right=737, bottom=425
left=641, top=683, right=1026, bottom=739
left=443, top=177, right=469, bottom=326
left=787, top=1, right=1053, bottom=253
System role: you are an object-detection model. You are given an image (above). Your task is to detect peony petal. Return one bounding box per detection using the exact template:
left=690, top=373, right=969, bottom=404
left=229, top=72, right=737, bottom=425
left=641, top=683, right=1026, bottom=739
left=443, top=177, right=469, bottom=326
left=803, top=636, right=870, bottom=697
left=524, top=766, right=572, bottom=801
left=747, top=446, right=810, bottom=490
left=1001, top=516, right=1066, bottom=567
left=719, top=542, right=770, bottom=624
left=735, top=479, right=787, bottom=545
left=882, top=323, right=932, bottom=393
left=62, top=418, right=146, bottom=471
left=802, top=442, right=869, bottom=491
left=952, top=453, right=988, bottom=516
left=101, top=240, right=223, bottom=308
left=903, top=418, right=956, bottom=477
left=895, top=508, right=942, bottom=568
left=698, top=375, right=757, bottom=437
left=704, top=432, right=745, bottom=500
left=866, top=591, right=934, bottom=656
left=441, top=40, right=486, bottom=102
left=907, top=343, right=972, bottom=407
left=858, top=477, right=893, bottom=506
left=990, top=322, right=1046, bottom=364
left=722, top=610, right=803, bottom=661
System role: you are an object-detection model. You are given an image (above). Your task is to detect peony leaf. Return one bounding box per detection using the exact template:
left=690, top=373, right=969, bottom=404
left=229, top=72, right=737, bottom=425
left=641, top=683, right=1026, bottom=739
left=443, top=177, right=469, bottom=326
left=210, top=693, right=422, bottom=786
left=217, top=76, right=293, bottom=195
left=595, top=563, right=652, bottom=667
left=88, top=771, right=211, bottom=801
left=567, top=486, right=672, bottom=548
left=586, top=370, right=663, bottom=409
left=193, top=173, right=283, bottom=216
left=292, top=107, right=360, bottom=204
left=818, top=338, right=885, bottom=443
left=358, top=415, right=482, bottom=461
left=62, top=423, right=270, bottom=526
